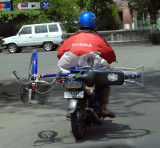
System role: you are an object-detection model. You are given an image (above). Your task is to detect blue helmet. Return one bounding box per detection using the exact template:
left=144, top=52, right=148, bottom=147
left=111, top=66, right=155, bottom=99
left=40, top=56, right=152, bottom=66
left=78, top=11, right=97, bottom=30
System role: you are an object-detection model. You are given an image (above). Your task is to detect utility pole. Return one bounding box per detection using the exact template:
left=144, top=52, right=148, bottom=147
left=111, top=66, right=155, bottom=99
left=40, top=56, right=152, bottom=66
left=10, top=0, right=13, bottom=11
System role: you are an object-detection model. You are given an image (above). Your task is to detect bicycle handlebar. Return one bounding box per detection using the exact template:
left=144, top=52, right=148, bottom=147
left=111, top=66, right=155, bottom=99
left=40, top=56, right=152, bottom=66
left=12, top=70, right=63, bottom=87
left=13, top=70, right=20, bottom=80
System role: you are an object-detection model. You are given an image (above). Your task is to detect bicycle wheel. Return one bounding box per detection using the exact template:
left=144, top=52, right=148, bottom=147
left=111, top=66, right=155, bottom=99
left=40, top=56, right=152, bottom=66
left=28, top=50, right=38, bottom=76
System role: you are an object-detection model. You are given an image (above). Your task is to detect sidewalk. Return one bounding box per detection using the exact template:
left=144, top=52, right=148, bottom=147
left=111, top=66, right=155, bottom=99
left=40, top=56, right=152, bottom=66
left=109, top=40, right=152, bottom=46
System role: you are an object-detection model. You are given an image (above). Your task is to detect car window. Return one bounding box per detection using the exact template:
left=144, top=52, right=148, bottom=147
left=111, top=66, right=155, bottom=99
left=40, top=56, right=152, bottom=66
left=60, top=24, right=66, bottom=32
left=35, top=25, right=48, bottom=33
left=19, top=27, right=32, bottom=35
left=48, top=24, right=58, bottom=32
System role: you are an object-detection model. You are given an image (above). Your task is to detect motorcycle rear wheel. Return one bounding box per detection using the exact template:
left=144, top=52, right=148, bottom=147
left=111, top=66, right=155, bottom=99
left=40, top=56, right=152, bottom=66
left=71, top=99, right=86, bottom=140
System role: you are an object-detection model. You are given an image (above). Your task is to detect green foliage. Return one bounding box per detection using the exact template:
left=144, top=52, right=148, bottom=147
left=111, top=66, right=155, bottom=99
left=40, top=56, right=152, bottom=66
left=158, top=10, right=160, bottom=18
left=128, top=0, right=149, bottom=12
left=76, top=0, right=119, bottom=30
left=39, top=0, right=80, bottom=32
left=150, top=32, right=160, bottom=44
left=144, top=21, right=150, bottom=26
left=12, top=0, right=80, bottom=32
left=0, top=0, right=117, bottom=34
left=0, top=10, right=40, bottom=23
left=128, top=0, right=160, bottom=32
left=129, top=0, right=160, bottom=13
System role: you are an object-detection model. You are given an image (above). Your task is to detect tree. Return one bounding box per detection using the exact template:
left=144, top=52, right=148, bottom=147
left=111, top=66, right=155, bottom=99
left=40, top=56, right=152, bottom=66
left=39, top=0, right=80, bottom=32
left=76, top=0, right=119, bottom=30
left=0, top=0, right=119, bottom=36
left=12, top=0, right=80, bottom=32
left=128, top=0, right=160, bottom=32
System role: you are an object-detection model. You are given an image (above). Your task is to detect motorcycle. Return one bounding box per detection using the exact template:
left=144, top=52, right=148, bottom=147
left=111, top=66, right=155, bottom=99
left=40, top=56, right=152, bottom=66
left=63, top=68, right=126, bottom=139
left=12, top=50, right=144, bottom=140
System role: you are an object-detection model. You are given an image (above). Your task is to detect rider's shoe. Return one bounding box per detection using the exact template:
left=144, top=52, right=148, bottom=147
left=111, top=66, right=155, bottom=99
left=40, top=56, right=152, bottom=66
left=101, top=110, right=116, bottom=118
left=66, top=113, right=70, bottom=118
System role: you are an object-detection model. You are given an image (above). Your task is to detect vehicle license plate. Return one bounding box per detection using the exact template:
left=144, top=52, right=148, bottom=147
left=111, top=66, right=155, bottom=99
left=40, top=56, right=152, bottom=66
left=64, top=91, right=84, bottom=98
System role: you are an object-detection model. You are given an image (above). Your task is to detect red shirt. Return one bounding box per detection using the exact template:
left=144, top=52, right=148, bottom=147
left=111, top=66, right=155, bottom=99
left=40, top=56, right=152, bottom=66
left=57, top=32, right=116, bottom=64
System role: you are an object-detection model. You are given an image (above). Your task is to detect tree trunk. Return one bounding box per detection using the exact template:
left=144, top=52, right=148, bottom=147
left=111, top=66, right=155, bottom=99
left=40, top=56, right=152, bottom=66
left=148, top=0, right=158, bottom=33
left=149, top=11, right=157, bottom=33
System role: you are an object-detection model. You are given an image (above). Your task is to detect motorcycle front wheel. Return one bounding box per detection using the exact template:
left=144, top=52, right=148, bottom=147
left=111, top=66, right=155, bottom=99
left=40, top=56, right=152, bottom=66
left=70, top=99, right=86, bottom=140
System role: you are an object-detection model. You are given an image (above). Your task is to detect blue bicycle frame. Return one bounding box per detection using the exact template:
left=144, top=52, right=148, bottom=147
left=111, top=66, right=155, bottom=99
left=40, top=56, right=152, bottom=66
left=32, top=50, right=38, bottom=75
left=29, top=50, right=143, bottom=86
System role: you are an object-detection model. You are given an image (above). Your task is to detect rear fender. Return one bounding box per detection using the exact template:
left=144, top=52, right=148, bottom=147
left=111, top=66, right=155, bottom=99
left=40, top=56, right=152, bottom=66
left=67, top=99, right=78, bottom=113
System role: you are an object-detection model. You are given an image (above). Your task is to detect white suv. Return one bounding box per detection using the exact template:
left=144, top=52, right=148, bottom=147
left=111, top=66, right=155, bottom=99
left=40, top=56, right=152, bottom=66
left=1, top=22, right=67, bottom=53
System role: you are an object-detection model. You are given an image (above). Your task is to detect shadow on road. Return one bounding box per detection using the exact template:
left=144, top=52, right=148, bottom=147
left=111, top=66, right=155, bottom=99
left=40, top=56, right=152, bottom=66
left=33, top=130, right=63, bottom=146
left=78, top=120, right=151, bottom=142
left=1, top=69, right=159, bottom=113
left=108, top=69, right=160, bottom=118
left=32, top=119, right=151, bottom=146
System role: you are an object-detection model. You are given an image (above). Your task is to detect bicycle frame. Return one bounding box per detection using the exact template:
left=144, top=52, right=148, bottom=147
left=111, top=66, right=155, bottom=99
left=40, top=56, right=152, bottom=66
left=32, top=50, right=38, bottom=75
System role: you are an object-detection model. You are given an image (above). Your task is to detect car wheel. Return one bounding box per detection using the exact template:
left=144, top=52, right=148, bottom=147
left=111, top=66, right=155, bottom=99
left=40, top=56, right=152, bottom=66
left=8, top=44, right=18, bottom=53
left=43, top=42, right=53, bottom=51
left=52, top=45, right=58, bottom=51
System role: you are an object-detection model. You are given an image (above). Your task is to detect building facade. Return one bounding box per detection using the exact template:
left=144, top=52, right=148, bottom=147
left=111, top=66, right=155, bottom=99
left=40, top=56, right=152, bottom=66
left=114, top=0, right=137, bottom=29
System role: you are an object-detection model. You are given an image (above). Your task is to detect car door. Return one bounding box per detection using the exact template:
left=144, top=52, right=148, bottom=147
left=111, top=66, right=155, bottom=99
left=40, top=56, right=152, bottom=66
left=33, top=25, right=48, bottom=46
left=18, top=26, right=34, bottom=46
left=47, top=23, right=67, bottom=45
left=47, top=24, right=60, bottom=44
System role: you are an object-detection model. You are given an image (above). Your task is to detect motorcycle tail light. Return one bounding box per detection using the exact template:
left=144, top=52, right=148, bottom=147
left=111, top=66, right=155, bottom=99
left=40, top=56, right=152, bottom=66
left=61, top=35, right=63, bottom=39
left=72, top=89, right=76, bottom=92
left=31, top=82, right=36, bottom=89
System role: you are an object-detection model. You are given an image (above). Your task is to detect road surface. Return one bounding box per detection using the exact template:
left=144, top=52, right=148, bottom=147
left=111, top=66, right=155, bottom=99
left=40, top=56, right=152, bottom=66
left=0, top=45, right=160, bottom=148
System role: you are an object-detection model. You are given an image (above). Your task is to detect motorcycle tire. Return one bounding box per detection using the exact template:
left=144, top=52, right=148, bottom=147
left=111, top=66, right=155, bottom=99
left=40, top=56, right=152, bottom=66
left=70, top=99, right=86, bottom=140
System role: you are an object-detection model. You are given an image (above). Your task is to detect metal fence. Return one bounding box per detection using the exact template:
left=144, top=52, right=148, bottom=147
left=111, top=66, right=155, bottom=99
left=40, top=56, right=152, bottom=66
left=136, top=20, right=151, bottom=30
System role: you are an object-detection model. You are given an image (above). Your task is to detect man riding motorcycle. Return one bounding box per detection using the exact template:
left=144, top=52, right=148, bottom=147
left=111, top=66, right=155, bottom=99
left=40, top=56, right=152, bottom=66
left=57, top=11, right=116, bottom=118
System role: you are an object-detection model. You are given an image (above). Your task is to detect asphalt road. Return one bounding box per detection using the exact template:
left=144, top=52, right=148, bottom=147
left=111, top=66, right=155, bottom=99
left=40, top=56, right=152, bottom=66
left=0, top=45, right=160, bottom=148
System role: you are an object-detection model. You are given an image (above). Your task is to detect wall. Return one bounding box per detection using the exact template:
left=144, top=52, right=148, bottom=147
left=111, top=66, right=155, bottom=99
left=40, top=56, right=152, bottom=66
left=67, top=29, right=150, bottom=45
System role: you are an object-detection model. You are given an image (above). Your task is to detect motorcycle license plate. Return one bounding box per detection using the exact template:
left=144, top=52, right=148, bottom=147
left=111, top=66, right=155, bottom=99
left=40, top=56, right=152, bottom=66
left=64, top=91, right=84, bottom=98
